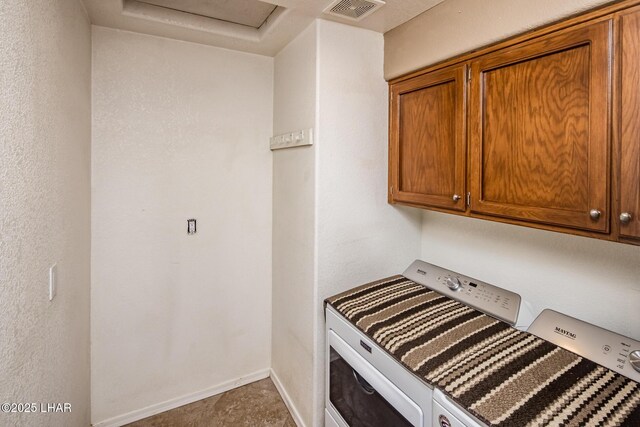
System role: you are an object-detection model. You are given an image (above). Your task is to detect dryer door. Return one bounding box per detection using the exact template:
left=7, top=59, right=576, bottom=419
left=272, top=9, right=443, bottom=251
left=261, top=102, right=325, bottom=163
left=328, top=330, right=423, bottom=427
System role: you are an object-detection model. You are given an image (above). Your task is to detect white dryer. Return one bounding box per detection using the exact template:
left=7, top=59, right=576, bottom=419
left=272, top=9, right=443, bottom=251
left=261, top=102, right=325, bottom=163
left=325, top=259, right=536, bottom=427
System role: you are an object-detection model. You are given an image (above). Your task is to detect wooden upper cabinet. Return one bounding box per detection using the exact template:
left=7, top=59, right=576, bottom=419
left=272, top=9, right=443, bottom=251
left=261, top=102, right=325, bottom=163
left=389, top=65, right=467, bottom=211
left=469, top=20, right=612, bottom=232
left=619, top=8, right=640, bottom=240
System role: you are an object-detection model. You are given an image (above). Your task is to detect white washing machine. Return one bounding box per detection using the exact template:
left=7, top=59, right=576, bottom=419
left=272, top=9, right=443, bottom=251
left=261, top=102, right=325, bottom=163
left=431, top=309, right=640, bottom=427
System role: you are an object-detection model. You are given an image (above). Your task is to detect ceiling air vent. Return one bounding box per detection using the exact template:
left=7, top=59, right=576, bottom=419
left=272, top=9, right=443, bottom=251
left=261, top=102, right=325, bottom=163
left=324, top=0, right=385, bottom=21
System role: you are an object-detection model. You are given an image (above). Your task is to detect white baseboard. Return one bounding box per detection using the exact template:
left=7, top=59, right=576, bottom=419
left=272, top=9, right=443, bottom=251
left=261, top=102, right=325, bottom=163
left=92, top=368, right=270, bottom=427
left=270, top=369, right=307, bottom=427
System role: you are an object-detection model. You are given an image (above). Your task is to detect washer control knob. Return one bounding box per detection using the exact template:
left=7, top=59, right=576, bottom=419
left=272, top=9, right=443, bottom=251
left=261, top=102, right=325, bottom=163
left=630, top=350, right=640, bottom=373
left=446, top=277, right=461, bottom=291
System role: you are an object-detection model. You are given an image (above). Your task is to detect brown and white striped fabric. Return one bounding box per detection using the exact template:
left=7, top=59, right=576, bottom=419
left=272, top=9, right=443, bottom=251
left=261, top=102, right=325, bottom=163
left=326, top=275, right=640, bottom=427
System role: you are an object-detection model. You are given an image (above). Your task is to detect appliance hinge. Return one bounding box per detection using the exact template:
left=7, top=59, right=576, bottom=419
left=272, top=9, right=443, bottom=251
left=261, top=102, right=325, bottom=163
left=466, top=192, right=471, bottom=207
left=466, top=67, right=471, bottom=81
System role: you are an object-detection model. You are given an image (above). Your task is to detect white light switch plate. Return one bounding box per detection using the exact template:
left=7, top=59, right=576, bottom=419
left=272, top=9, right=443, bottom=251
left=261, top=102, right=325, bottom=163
left=49, top=264, right=57, bottom=301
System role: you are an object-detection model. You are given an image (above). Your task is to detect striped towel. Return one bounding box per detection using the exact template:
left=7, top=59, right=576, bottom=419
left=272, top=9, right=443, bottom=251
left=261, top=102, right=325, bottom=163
left=326, top=275, right=640, bottom=427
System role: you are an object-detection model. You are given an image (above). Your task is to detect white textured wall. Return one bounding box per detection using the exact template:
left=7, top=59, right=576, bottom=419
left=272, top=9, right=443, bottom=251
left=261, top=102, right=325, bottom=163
left=0, top=0, right=92, bottom=426
left=271, top=19, right=422, bottom=427
left=313, top=19, right=422, bottom=426
left=271, top=22, right=317, bottom=427
left=421, top=212, right=640, bottom=339
left=91, top=27, right=273, bottom=424
left=384, top=0, right=615, bottom=79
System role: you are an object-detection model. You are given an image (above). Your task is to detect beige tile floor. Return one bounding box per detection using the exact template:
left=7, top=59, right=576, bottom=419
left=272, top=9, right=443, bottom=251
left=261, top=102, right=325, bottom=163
left=125, top=378, right=296, bottom=427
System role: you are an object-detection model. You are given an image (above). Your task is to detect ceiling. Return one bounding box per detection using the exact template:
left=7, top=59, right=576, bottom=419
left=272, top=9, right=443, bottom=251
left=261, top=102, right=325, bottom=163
left=82, top=0, right=445, bottom=56
left=136, top=0, right=279, bottom=28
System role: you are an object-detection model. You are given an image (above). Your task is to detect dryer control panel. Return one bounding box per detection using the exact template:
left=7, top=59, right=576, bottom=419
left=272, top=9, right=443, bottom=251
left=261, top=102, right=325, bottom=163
left=402, top=260, right=521, bottom=326
left=528, top=309, right=640, bottom=382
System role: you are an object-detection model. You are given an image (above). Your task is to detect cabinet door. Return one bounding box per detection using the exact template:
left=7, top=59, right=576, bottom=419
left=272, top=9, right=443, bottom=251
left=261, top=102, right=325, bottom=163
left=389, top=65, right=467, bottom=211
left=469, top=21, right=611, bottom=232
left=619, top=9, right=640, bottom=240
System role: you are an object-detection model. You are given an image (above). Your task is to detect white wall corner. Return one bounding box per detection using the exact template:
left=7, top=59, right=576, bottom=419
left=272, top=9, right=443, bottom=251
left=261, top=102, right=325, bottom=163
left=270, top=369, right=309, bottom=427
left=92, top=369, right=270, bottom=427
